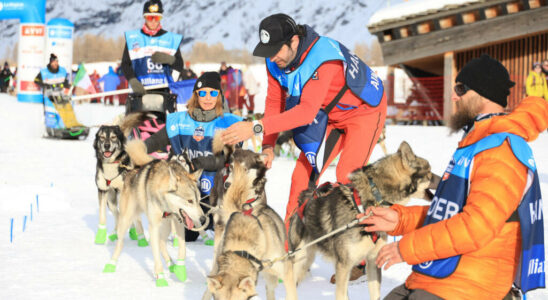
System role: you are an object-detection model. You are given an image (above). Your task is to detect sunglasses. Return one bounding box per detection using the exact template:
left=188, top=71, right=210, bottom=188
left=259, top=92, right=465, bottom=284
left=198, top=90, right=219, bottom=98
left=454, top=83, right=471, bottom=97
left=145, top=15, right=162, bottom=22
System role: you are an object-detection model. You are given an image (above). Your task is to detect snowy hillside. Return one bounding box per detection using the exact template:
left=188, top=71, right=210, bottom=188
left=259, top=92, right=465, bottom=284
left=1, top=93, right=547, bottom=299
left=0, top=0, right=397, bottom=59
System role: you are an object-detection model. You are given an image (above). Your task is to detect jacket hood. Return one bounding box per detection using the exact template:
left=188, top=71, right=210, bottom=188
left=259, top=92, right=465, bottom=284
left=460, top=97, right=548, bottom=147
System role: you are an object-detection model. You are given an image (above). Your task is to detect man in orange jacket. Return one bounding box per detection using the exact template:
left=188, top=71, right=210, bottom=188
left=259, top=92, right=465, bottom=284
left=361, top=55, right=547, bottom=299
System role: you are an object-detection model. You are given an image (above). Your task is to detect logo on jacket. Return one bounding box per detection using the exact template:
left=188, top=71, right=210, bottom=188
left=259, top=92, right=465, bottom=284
left=418, top=261, right=433, bottom=269
left=193, top=126, right=205, bottom=142
left=312, top=71, right=319, bottom=80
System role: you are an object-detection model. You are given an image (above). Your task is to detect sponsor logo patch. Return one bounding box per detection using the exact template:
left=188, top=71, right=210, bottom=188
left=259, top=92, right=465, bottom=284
left=193, top=126, right=205, bottom=142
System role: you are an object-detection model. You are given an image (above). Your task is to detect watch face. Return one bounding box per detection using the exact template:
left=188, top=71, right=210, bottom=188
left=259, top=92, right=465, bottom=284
left=253, top=124, right=262, bottom=134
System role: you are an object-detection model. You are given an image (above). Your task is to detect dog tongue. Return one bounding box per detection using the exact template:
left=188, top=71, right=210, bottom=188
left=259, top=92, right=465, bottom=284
left=184, top=213, right=194, bottom=229
left=104, top=152, right=112, bottom=158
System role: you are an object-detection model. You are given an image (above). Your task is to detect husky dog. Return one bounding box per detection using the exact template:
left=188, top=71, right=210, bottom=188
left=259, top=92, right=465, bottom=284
left=103, top=140, right=208, bottom=287
left=93, top=125, right=147, bottom=245
left=288, top=141, right=436, bottom=300
left=204, top=141, right=297, bottom=300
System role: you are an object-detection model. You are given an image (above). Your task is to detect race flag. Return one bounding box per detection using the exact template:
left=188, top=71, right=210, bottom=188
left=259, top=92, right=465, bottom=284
left=72, top=63, right=96, bottom=94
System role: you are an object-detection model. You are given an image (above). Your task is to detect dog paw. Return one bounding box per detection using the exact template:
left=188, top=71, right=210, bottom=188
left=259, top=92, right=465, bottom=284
left=108, top=233, right=118, bottom=242
left=156, top=273, right=169, bottom=287
left=95, top=228, right=107, bottom=244
left=137, top=236, right=149, bottom=247
left=171, top=265, right=187, bottom=282
left=204, top=238, right=214, bottom=246
left=103, top=262, right=116, bottom=273
left=173, top=237, right=179, bottom=247
left=129, top=227, right=138, bottom=241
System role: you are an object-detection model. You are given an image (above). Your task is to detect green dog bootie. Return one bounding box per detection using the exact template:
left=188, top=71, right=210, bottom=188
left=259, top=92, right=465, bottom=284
left=103, top=260, right=117, bottom=273
left=108, top=233, right=118, bottom=242
left=129, top=227, right=138, bottom=240
left=173, top=237, right=179, bottom=247
left=156, top=273, right=168, bottom=287
left=95, top=226, right=107, bottom=244
left=204, top=238, right=214, bottom=246
left=137, top=234, right=148, bottom=247
left=170, top=260, right=187, bottom=282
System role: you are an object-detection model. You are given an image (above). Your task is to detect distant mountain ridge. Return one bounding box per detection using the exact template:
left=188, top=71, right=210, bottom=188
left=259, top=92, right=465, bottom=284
left=0, top=0, right=390, bottom=59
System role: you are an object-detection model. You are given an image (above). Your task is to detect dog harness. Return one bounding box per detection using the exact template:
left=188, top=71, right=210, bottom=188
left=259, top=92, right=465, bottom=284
left=232, top=250, right=264, bottom=272
left=285, top=180, right=383, bottom=252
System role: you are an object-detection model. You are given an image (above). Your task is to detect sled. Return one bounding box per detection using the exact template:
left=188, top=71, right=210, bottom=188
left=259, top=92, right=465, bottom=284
left=43, top=87, right=89, bottom=140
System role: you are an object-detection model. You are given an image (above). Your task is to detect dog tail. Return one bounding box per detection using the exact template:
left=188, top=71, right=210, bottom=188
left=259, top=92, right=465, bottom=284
left=212, top=131, right=225, bottom=154
left=212, top=130, right=236, bottom=158
left=126, top=139, right=154, bottom=166
left=119, top=112, right=151, bottom=136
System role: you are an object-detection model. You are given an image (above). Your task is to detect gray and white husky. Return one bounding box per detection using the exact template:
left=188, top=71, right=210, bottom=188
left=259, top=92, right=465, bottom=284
left=204, top=139, right=298, bottom=300
left=103, top=140, right=208, bottom=287
left=288, top=141, right=437, bottom=300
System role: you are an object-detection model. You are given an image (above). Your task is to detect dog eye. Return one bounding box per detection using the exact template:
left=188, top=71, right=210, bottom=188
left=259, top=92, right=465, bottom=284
left=110, top=136, right=117, bottom=141
left=100, top=137, right=105, bottom=141
left=188, top=199, right=194, bottom=204
left=224, top=182, right=231, bottom=189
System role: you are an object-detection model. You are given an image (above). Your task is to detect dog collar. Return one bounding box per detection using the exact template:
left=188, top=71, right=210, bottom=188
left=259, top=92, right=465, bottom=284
left=242, top=198, right=258, bottom=216
left=232, top=250, right=264, bottom=272
left=367, top=176, right=386, bottom=207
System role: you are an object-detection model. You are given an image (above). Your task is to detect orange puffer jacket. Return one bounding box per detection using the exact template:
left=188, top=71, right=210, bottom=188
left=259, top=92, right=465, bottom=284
left=390, top=97, right=548, bottom=299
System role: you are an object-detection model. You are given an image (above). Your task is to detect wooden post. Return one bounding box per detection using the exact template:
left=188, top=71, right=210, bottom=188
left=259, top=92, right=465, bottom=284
left=443, top=51, right=455, bottom=123
left=386, top=66, right=395, bottom=105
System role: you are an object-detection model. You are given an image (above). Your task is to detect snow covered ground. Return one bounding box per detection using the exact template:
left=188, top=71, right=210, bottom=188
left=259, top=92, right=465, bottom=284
left=1, top=93, right=547, bottom=299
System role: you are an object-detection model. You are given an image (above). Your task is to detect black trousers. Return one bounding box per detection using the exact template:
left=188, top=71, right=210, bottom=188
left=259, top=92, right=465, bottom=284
left=384, top=284, right=443, bottom=300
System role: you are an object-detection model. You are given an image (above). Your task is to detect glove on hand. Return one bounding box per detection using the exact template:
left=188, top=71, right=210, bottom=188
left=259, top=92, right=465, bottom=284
left=128, top=78, right=145, bottom=95
left=151, top=52, right=176, bottom=66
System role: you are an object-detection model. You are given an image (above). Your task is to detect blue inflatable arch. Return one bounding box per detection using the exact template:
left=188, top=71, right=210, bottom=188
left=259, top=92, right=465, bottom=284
left=0, top=0, right=46, bottom=103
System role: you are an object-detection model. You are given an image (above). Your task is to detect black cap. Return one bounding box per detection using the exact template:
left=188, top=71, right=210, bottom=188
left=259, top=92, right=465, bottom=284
left=194, top=72, right=221, bottom=91
left=49, top=53, right=58, bottom=63
left=455, top=54, right=515, bottom=108
left=253, top=14, right=298, bottom=58
left=143, top=0, right=163, bottom=16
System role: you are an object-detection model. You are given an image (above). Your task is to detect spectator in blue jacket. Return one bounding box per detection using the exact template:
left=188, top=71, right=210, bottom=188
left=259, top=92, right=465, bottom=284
left=98, top=66, right=121, bottom=105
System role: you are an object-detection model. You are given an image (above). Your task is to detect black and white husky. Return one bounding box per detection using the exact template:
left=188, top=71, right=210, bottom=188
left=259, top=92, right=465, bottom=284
left=93, top=125, right=146, bottom=246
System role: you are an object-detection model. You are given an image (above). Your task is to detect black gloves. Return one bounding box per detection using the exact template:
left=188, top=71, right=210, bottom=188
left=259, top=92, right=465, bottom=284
left=191, top=154, right=227, bottom=172
left=128, top=78, right=145, bottom=95
left=151, top=52, right=176, bottom=66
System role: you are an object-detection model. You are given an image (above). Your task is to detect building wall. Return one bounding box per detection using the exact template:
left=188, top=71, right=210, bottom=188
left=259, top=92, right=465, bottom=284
left=455, top=31, right=548, bottom=111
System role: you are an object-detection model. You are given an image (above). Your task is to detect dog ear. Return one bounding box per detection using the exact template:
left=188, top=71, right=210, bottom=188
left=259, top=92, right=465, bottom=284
left=168, top=166, right=178, bottom=192
left=207, top=275, right=223, bottom=291
left=238, top=276, right=254, bottom=291
left=397, top=141, right=416, bottom=167
left=188, top=168, right=203, bottom=182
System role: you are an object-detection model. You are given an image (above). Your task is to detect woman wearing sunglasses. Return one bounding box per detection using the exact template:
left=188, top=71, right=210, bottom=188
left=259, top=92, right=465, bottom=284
left=120, top=0, right=185, bottom=96
left=143, top=72, right=243, bottom=243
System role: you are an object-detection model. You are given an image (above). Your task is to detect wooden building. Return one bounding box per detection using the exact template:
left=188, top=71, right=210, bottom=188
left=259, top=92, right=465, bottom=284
left=368, top=0, right=548, bottom=122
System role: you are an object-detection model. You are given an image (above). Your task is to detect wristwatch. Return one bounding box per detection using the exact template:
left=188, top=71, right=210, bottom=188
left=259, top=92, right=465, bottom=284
left=252, top=120, right=264, bottom=136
